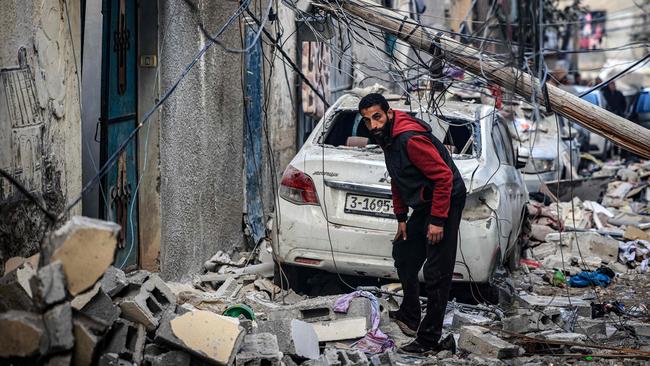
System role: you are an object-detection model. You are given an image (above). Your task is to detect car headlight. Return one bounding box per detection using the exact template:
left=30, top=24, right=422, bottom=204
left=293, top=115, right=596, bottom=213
left=522, top=158, right=556, bottom=174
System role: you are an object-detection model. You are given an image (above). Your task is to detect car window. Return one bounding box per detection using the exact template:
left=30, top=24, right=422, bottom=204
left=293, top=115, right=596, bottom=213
left=492, top=121, right=512, bottom=165
left=323, top=111, right=375, bottom=146
left=497, top=121, right=515, bottom=165
left=441, top=117, right=481, bottom=158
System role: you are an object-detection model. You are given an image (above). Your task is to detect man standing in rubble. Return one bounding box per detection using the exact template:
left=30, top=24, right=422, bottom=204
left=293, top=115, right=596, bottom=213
left=358, top=93, right=466, bottom=354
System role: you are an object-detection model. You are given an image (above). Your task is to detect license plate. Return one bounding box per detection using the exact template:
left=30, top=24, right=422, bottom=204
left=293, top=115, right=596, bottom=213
left=344, top=194, right=394, bottom=218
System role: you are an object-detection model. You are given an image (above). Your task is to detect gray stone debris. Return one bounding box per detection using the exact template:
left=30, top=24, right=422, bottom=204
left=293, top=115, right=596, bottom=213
left=320, top=348, right=369, bottom=366
left=235, top=333, right=282, bottom=366
left=105, top=319, right=146, bottom=362
left=101, top=266, right=128, bottom=297
left=42, top=302, right=74, bottom=354
left=0, top=310, right=45, bottom=358
left=30, top=260, right=67, bottom=307
left=458, top=326, right=522, bottom=359
left=0, top=262, right=36, bottom=312
left=257, top=318, right=320, bottom=360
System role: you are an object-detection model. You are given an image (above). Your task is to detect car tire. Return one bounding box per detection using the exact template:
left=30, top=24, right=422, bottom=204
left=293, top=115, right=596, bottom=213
left=506, top=209, right=530, bottom=272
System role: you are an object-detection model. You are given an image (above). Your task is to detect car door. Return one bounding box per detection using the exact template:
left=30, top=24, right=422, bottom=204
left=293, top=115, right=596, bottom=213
left=493, top=118, right=525, bottom=241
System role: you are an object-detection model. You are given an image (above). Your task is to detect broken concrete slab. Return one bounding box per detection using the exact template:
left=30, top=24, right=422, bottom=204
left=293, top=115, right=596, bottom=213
left=574, top=318, right=607, bottom=339
left=256, top=318, right=320, bottom=360
left=30, top=260, right=67, bottom=307
left=265, top=295, right=373, bottom=328
left=101, top=266, right=128, bottom=297
left=627, top=321, right=650, bottom=337
left=458, top=326, right=521, bottom=359
left=544, top=232, right=620, bottom=263
left=156, top=310, right=245, bottom=365
left=235, top=333, right=282, bottom=366
left=0, top=310, right=45, bottom=358
left=502, top=309, right=563, bottom=333
left=120, top=274, right=175, bottom=330
left=171, top=310, right=245, bottom=365
left=311, top=317, right=368, bottom=342
left=541, top=332, right=588, bottom=342
left=0, top=261, right=36, bottom=312
left=42, top=302, right=75, bottom=354
left=215, top=277, right=244, bottom=300
left=50, top=216, right=121, bottom=296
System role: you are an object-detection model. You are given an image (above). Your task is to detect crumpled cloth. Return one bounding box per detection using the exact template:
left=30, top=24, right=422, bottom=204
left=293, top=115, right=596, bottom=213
left=568, top=268, right=613, bottom=288
left=618, top=240, right=650, bottom=269
left=333, top=290, right=395, bottom=354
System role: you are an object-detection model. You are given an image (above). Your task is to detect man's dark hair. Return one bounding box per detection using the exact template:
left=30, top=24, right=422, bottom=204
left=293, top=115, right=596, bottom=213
left=358, top=93, right=389, bottom=113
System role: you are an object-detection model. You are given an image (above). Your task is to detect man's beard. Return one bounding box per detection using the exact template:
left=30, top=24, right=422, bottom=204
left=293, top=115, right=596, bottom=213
left=370, top=119, right=393, bottom=147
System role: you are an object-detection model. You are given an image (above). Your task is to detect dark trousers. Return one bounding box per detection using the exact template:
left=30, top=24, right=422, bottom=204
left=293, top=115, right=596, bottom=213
left=392, top=192, right=466, bottom=346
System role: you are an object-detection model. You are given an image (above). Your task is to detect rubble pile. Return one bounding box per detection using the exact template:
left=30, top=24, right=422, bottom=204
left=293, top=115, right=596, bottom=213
left=2, top=161, right=650, bottom=365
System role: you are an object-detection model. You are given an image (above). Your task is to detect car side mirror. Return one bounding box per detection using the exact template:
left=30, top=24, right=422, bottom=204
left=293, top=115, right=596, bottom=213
left=515, top=148, right=527, bottom=169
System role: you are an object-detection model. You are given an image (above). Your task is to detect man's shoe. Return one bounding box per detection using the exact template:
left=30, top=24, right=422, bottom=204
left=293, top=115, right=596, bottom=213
left=398, top=339, right=435, bottom=355
left=388, top=310, right=418, bottom=337
left=435, top=334, right=457, bottom=354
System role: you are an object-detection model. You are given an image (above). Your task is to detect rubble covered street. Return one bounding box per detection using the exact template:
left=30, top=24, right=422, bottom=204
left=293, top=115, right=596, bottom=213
left=1, top=0, right=650, bottom=365
left=0, top=160, right=649, bottom=365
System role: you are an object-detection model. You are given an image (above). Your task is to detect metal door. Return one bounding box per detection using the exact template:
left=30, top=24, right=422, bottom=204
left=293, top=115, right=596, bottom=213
left=100, top=0, right=138, bottom=270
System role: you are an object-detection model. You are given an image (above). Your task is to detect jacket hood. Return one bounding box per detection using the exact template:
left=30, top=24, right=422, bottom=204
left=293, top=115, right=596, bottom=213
left=391, top=110, right=431, bottom=137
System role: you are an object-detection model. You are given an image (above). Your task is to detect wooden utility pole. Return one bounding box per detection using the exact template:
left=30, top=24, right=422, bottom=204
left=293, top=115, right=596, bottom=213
left=327, top=0, right=650, bottom=158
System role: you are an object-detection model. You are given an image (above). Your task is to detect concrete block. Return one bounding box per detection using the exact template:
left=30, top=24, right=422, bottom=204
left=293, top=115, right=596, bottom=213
left=215, top=277, right=244, bottom=300
left=30, top=260, right=67, bottom=307
left=502, top=309, right=562, bottom=333
left=50, top=216, right=120, bottom=296
left=105, top=319, right=146, bottom=362
left=0, top=262, right=36, bottom=311
left=0, top=310, right=45, bottom=358
left=542, top=332, right=587, bottom=342
left=156, top=310, right=245, bottom=365
left=144, top=350, right=191, bottom=366
left=256, top=319, right=320, bottom=360
left=458, top=326, right=521, bottom=359
left=43, top=302, right=75, bottom=354
left=98, top=353, right=135, bottom=366
left=73, top=314, right=107, bottom=366
left=321, top=348, right=369, bottom=366
left=451, top=311, right=494, bottom=329
left=101, top=266, right=128, bottom=297
left=311, top=317, right=368, bottom=342
left=574, top=317, right=607, bottom=339
left=235, top=333, right=282, bottom=366
left=120, top=274, right=175, bottom=330
left=267, top=295, right=372, bottom=327
left=126, top=270, right=151, bottom=286
left=73, top=285, right=120, bottom=330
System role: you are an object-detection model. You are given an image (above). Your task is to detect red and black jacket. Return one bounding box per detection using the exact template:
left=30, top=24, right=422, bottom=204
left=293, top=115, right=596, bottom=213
left=383, top=110, right=466, bottom=226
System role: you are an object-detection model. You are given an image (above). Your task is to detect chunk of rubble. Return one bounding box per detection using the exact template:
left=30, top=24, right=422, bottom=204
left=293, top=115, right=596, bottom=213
left=236, top=333, right=282, bottom=366
left=515, top=293, right=591, bottom=317
left=458, top=326, right=522, bottom=359
left=311, top=317, right=368, bottom=342
left=50, top=216, right=121, bottom=296
left=72, top=283, right=120, bottom=330
left=3, top=253, right=39, bottom=275
left=105, top=319, right=146, bottom=363
left=320, top=348, right=369, bottom=366
left=101, top=266, right=128, bottom=297
left=0, top=310, right=45, bottom=358
left=156, top=310, right=245, bottom=365
left=120, top=273, right=175, bottom=330
left=42, top=302, right=75, bottom=354
left=257, top=319, right=320, bottom=360
left=72, top=313, right=107, bottom=366
left=30, top=260, right=67, bottom=307
left=502, top=308, right=563, bottom=333
left=0, top=261, right=36, bottom=312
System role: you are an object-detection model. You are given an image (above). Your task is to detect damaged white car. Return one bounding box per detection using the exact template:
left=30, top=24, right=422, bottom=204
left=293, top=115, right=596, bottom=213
left=273, top=92, right=529, bottom=288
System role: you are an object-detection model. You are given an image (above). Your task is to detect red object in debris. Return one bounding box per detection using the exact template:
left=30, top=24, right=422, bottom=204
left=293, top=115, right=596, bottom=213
left=488, top=84, right=503, bottom=109
left=280, top=165, right=320, bottom=205
left=520, top=259, right=541, bottom=269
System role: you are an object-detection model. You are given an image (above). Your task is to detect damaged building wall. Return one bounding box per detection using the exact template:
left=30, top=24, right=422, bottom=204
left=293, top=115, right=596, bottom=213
left=0, top=0, right=82, bottom=267
left=158, top=0, right=245, bottom=281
